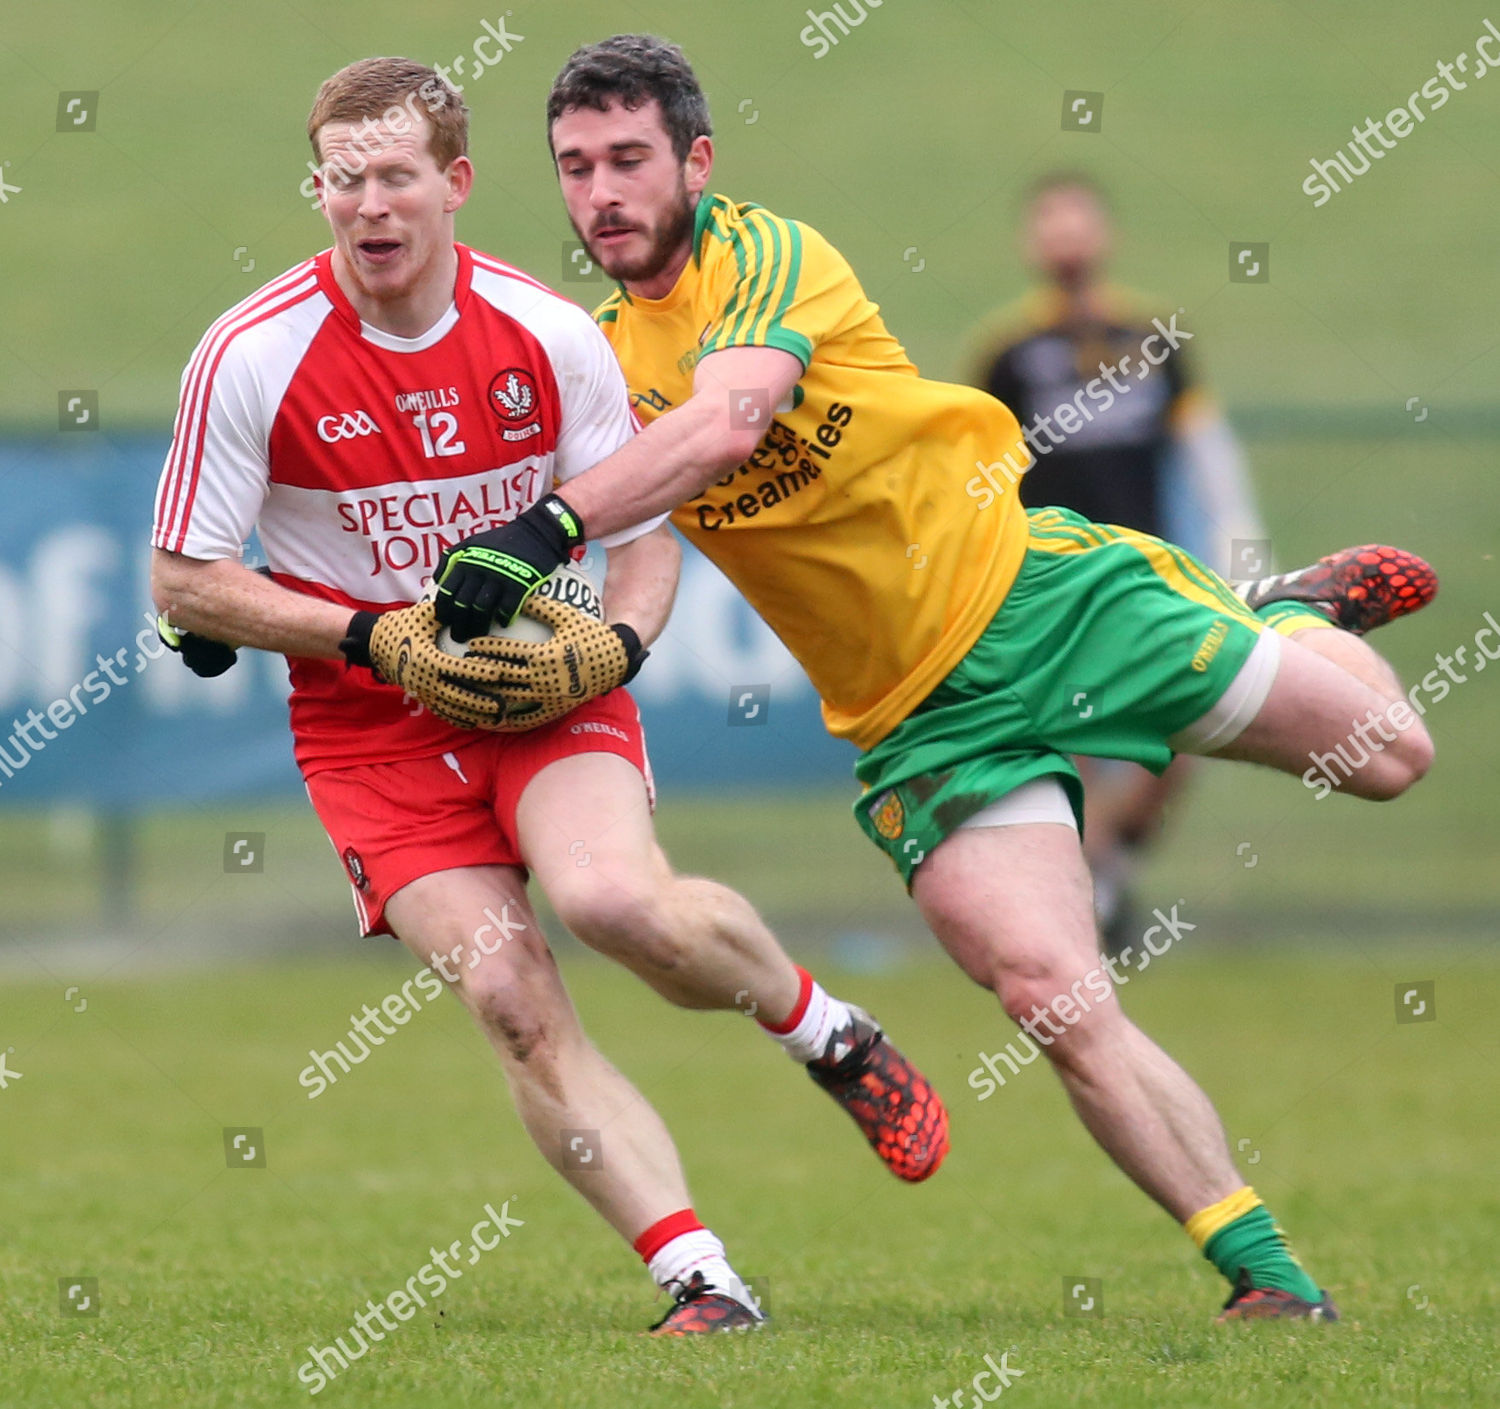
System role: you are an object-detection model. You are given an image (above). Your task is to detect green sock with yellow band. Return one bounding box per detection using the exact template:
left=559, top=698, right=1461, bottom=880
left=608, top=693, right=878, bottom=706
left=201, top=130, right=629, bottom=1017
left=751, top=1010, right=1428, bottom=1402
left=1184, top=1186, right=1324, bottom=1302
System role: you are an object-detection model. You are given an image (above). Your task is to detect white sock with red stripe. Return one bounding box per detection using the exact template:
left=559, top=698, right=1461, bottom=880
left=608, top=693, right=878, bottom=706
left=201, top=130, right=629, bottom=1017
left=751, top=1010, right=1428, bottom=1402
left=634, top=1210, right=756, bottom=1311
left=758, top=965, right=854, bottom=1064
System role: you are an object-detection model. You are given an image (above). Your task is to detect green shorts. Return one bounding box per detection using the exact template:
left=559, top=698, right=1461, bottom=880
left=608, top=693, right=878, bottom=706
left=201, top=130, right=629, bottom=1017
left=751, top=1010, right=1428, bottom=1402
left=854, top=507, right=1271, bottom=885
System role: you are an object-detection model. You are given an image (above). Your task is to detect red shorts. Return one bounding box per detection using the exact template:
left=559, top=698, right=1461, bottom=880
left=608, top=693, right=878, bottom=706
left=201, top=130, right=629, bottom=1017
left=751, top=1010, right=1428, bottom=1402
left=303, top=689, right=653, bottom=936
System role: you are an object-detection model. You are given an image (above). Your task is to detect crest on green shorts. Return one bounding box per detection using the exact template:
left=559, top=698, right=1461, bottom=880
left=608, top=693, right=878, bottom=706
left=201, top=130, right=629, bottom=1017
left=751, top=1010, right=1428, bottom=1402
left=869, top=788, right=905, bottom=840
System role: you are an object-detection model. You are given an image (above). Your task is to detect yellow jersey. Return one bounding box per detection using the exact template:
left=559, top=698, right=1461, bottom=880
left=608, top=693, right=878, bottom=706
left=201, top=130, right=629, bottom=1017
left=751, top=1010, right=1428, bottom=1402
left=596, top=193, right=1031, bottom=750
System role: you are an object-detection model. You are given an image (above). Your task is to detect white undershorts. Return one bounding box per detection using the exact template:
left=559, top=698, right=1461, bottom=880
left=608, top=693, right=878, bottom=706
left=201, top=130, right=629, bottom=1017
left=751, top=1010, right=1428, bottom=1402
left=1166, top=626, right=1282, bottom=755
left=957, top=776, right=1078, bottom=831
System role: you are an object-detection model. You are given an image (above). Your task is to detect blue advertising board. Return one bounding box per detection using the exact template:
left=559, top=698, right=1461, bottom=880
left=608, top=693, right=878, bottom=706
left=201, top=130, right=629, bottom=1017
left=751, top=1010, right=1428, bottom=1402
left=0, top=436, right=854, bottom=806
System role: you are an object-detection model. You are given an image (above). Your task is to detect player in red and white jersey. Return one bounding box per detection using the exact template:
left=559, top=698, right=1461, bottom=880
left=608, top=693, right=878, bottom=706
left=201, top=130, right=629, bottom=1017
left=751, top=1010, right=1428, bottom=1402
left=153, top=231, right=646, bottom=773
left=149, top=56, right=948, bottom=1341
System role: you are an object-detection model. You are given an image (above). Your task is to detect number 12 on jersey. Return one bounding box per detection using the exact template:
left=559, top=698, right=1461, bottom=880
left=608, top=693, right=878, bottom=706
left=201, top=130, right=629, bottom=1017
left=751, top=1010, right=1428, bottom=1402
left=413, top=410, right=466, bottom=458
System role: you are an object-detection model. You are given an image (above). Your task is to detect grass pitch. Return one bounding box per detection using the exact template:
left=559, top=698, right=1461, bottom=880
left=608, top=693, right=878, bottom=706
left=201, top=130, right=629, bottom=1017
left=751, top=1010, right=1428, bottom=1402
left=3, top=946, right=1497, bottom=1407
left=3, top=1, right=1499, bottom=1403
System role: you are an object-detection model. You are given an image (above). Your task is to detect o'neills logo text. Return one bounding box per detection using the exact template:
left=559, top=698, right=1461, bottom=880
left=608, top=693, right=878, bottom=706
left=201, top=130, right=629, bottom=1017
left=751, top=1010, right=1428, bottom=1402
left=336, top=466, right=544, bottom=575
left=393, top=386, right=460, bottom=414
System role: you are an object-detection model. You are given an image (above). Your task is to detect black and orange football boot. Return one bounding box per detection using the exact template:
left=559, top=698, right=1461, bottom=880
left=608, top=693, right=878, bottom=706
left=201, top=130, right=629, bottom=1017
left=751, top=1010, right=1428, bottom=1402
left=647, top=1272, right=765, bottom=1337
left=1215, top=1269, right=1340, bottom=1323
left=1235, top=544, right=1437, bottom=636
left=805, top=1006, right=949, bottom=1183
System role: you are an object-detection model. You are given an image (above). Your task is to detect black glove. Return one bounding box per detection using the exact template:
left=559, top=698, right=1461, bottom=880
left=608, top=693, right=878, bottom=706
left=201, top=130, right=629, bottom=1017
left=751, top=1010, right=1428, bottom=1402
left=338, top=610, right=379, bottom=671
left=434, top=493, right=586, bottom=644
left=614, top=623, right=649, bottom=685
left=157, top=615, right=240, bottom=679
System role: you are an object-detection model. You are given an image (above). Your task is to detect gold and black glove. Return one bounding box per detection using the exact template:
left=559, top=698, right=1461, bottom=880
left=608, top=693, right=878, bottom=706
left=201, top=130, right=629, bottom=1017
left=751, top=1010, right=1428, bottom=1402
left=460, top=595, right=647, bottom=732
left=340, top=601, right=513, bottom=730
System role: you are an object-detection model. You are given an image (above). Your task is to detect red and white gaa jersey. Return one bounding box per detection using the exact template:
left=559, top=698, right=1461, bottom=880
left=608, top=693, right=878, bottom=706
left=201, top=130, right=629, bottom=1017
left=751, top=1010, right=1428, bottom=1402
left=151, top=243, right=659, bottom=774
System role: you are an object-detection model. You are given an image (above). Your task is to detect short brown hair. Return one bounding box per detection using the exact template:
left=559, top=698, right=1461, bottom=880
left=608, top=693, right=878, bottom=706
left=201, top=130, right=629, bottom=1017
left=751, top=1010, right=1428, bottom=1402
left=307, top=56, right=469, bottom=169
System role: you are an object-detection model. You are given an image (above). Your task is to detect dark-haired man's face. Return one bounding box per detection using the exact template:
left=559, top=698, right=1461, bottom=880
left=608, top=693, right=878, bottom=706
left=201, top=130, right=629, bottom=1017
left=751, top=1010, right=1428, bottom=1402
left=551, top=98, right=710, bottom=297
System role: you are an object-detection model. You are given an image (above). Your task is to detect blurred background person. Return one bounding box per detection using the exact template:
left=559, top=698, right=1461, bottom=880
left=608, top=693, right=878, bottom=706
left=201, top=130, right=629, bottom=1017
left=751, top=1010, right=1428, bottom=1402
left=964, top=172, right=1265, bottom=951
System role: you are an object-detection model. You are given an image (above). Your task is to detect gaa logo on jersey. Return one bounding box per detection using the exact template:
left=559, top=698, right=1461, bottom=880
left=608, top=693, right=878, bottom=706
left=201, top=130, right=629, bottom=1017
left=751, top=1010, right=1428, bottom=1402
left=316, top=409, right=382, bottom=443
left=488, top=367, right=542, bottom=443
left=868, top=788, right=905, bottom=841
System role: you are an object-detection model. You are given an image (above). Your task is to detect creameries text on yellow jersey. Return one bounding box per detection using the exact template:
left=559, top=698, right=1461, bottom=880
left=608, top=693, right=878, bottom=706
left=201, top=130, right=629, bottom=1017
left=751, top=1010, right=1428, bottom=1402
left=596, top=193, right=1032, bottom=750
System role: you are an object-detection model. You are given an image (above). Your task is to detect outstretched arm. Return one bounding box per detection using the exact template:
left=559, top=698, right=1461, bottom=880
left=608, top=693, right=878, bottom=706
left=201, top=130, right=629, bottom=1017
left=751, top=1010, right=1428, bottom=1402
left=561, top=344, right=803, bottom=540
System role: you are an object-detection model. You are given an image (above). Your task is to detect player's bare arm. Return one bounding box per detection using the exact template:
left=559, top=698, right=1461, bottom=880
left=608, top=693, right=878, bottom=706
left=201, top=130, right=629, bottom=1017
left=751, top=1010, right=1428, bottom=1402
left=563, top=346, right=803, bottom=541
left=152, top=547, right=514, bottom=728
left=601, top=524, right=680, bottom=645
left=150, top=550, right=349, bottom=658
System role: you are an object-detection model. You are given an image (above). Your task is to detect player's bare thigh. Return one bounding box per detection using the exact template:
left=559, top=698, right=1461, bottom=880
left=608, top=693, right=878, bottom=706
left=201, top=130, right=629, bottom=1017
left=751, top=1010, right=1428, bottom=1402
left=384, top=864, right=567, bottom=1039
left=911, top=820, right=1113, bottom=1028
left=1205, top=631, right=1433, bottom=799
left=515, top=751, right=672, bottom=936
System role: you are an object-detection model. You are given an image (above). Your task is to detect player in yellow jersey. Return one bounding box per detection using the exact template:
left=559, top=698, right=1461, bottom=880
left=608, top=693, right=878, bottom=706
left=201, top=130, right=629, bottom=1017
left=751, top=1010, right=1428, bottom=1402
left=432, top=35, right=1438, bottom=1323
